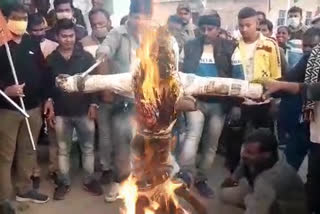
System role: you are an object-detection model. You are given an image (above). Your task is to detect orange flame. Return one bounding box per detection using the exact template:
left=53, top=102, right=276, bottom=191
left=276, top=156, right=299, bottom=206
left=137, top=29, right=160, bottom=104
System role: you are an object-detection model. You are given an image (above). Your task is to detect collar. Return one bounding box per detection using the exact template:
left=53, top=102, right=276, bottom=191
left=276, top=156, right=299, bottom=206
left=289, top=23, right=305, bottom=33
left=53, top=43, right=84, bottom=60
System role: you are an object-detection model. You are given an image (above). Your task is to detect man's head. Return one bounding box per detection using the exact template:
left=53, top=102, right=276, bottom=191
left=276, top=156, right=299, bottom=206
left=287, top=6, right=303, bottom=29
left=256, top=11, right=266, bottom=23
left=302, top=27, right=320, bottom=54
left=198, top=14, right=221, bottom=44
left=3, top=3, right=28, bottom=36
left=20, top=0, right=36, bottom=13
left=311, top=15, right=320, bottom=28
left=238, top=7, right=259, bottom=42
left=89, top=8, right=111, bottom=41
left=260, top=19, right=273, bottom=37
left=276, top=26, right=290, bottom=47
left=176, top=3, right=192, bottom=26
left=34, top=0, right=50, bottom=16
left=91, top=0, right=104, bottom=10
left=54, top=0, right=73, bottom=20
left=128, top=0, right=152, bottom=34
left=56, top=19, right=75, bottom=50
left=241, top=129, right=278, bottom=169
left=167, top=15, right=184, bottom=32
left=27, top=13, right=46, bottom=43
left=120, top=15, right=128, bottom=25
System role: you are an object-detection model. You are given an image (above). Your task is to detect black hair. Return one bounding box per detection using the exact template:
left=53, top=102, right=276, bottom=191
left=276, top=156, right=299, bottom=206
left=167, top=15, right=184, bottom=26
left=89, top=8, right=110, bottom=22
left=277, top=25, right=289, bottom=34
left=288, top=6, right=303, bottom=16
left=53, top=0, right=72, bottom=9
left=27, top=13, right=45, bottom=30
left=198, top=14, right=221, bottom=28
left=303, top=27, right=320, bottom=41
left=2, top=3, right=27, bottom=17
left=120, top=15, right=128, bottom=25
left=238, top=7, right=257, bottom=20
left=244, top=129, right=278, bottom=156
left=256, top=11, right=266, bottom=20
left=55, top=18, right=75, bottom=34
left=260, top=19, right=273, bottom=32
left=129, top=0, right=152, bottom=16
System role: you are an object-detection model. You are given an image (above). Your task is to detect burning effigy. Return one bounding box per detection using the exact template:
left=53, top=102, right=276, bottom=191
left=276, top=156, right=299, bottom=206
left=56, top=26, right=263, bottom=214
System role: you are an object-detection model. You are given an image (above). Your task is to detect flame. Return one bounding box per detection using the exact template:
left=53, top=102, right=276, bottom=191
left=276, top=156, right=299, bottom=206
left=119, top=176, right=139, bottom=214
left=137, top=29, right=160, bottom=104
left=119, top=175, right=188, bottom=214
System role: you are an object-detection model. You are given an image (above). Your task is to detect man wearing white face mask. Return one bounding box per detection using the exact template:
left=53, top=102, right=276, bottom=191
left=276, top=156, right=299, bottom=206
left=287, top=6, right=308, bottom=40
left=80, top=8, right=114, bottom=186
left=46, top=0, right=87, bottom=42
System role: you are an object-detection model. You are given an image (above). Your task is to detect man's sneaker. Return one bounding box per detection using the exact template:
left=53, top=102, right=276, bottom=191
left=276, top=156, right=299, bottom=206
left=194, top=180, right=215, bottom=198
left=31, top=176, right=40, bottom=190
left=100, top=170, right=113, bottom=185
left=53, top=184, right=71, bottom=200
left=83, top=180, right=103, bottom=196
left=175, top=171, right=192, bottom=188
left=16, top=190, right=49, bottom=204
left=105, top=182, right=120, bottom=203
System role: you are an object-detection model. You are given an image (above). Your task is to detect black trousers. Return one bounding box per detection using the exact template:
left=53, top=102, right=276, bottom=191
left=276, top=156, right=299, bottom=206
left=306, top=143, right=320, bottom=214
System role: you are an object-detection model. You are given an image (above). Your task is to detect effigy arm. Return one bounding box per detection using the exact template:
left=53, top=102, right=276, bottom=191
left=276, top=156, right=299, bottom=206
left=55, top=73, right=134, bottom=98
left=178, top=72, right=263, bottom=100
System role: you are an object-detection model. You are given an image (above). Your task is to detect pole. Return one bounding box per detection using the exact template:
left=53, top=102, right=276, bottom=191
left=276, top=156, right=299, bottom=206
left=0, top=90, right=29, bottom=118
left=4, top=42, right=36, bottom=150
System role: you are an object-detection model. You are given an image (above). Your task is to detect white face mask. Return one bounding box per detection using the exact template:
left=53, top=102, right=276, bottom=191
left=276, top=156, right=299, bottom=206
left=287, top=17, right=300, bottom=28
left=56, top=11, right=73, bottom=20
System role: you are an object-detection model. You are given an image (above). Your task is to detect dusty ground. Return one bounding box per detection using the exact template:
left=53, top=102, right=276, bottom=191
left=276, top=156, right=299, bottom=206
left=17, top=147, right=307, bottom=214
left=17, top=154, right=243, bottom=214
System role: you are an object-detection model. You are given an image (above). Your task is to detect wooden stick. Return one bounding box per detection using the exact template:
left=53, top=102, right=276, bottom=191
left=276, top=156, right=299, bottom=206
left=4, top=42, right=36, bottom=151
left=0, top=89, right=29, bottom=118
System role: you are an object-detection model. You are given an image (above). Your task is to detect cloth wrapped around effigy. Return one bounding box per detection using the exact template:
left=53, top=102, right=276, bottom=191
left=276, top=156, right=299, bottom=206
left=56, top=27, right=263, bottom=214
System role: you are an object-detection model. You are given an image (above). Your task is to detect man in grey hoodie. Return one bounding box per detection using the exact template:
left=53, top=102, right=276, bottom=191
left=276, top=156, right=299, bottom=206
left=220, top=129, right=307, bottom=214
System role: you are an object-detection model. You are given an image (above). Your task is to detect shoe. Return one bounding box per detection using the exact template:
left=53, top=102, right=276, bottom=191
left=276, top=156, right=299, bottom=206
left=194, top=180, right=215, bottom=198
left=100, top=170, right=113, bottom=185
left=53, top=184, right=71, bottom=200
left=31, top=176, right=40, bottom=190
left=175, top=171, right=192, bottom=188
left=83, top=180, right=103, bottom=196
left=16, top=190, right=49, bottom=204
left=105, top=182, right=120, bottom=203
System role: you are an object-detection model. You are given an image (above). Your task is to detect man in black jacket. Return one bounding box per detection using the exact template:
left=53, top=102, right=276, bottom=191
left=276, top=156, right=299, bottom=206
left=178, top=13, right=244, bottom=198
left=46, top=19, right=102, bottom=200
left=0, top=3, right=52, bottom=206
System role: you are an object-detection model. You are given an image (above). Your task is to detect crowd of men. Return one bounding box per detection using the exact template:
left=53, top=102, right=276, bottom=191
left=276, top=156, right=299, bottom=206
left=1, top=0, right=320, bottom=213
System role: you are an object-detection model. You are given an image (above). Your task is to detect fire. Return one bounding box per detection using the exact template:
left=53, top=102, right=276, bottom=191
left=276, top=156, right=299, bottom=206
left=118, top=27, right=193, bottom=214
left=137, top=29, right=160, bottom=104
left=119, top=176, right=139, bottom=214
left=118, top=175, right=187, bottom=214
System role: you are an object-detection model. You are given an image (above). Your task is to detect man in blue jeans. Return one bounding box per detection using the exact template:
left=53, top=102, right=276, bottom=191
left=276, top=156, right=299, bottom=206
left=178, top=13, right=244, bottom=198
left=46, top=19, right=102, bottom=200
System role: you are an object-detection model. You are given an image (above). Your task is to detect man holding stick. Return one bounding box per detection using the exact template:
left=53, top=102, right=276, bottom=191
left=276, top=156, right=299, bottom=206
left=0, top=3, right=52, bottom=205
